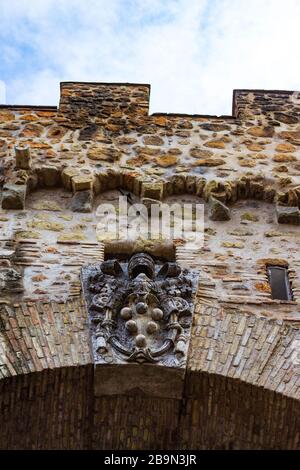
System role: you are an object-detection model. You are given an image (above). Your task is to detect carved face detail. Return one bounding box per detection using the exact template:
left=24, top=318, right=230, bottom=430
left=128, top=253, right=156, bottom=280
left=81, top=252, right=199, bottom=366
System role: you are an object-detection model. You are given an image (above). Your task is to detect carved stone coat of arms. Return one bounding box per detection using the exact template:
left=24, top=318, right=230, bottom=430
left=81, top=252, right=199, bottom=368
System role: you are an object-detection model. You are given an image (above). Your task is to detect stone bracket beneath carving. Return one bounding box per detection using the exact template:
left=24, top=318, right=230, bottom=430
left=93, top=363, right=185, bottom=399
left=81, top=252, right=199, bottom=398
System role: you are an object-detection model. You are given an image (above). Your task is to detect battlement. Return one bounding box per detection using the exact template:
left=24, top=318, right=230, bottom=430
left=233, top=89, right=300, bottom=122
left=1, top=83, right=300, bottom=123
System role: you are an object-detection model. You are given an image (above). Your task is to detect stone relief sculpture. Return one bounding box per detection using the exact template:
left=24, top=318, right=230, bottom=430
left=81, top=253, right=199, bottom=367
left=0, top=267, right=23, bottom=294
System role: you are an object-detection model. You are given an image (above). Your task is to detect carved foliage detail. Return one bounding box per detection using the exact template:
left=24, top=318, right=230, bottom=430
left=81, top=253, right=198, bottom=366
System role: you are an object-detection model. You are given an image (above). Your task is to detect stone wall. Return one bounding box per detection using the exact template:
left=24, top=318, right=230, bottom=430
left=0, top=83, right=300, bottom=449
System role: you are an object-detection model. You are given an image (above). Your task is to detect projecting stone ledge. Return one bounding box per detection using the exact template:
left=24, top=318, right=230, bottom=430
left=15, top=145, right=31, bottom=170
left=1, top=183, right=26, bottom=210
left=209, top=197, right=231, bottom=221
left=70, top=190, right=93, bottom=213
left=277, top=205, right=300, bottom=225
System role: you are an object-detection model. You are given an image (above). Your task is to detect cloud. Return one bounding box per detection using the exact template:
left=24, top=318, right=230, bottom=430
left=0, top=0, right=300, bottom=114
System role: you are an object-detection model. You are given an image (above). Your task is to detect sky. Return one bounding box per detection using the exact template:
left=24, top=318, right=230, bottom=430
left=0, top=0, right=300, bottom=115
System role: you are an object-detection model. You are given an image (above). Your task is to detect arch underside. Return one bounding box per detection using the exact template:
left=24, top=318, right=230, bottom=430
left=0, top=299, right=300, bottom=450
left=0, top=368, right=300, bottom=450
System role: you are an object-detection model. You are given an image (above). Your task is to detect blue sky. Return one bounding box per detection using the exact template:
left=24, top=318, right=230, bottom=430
left=1, top=0, right=300, bottom=114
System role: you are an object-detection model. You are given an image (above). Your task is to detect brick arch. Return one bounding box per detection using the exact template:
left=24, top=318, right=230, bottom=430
left=0, top=358, right=299, bottom=449
left=189, top=304, right=300, bottom=399
left=0, top=366, right=93, bottom=449
left=180, top=371, right=300, bottom=449
left=0, top=299, right=300, bottom=449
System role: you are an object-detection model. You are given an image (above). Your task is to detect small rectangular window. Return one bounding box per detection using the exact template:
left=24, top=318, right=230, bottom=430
left=268, top=266, right=293, bottom=301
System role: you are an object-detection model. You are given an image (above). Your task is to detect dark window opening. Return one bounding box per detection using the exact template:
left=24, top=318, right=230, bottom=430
left=268, top=266, right=293, bottom=301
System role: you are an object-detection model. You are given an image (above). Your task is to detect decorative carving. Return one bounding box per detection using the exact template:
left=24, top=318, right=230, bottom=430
left=0, top=268, right=23, bottom=293
left=81, top=253, right=199, bottom=367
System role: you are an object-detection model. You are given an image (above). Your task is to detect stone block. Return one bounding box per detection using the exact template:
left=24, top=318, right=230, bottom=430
left=1, top=183, right=26, bottom=210
left=141, top=182, right=164, bottom=200
left=209, top=197, right=231, bottom=221
left=70, top=190, right=93, bottom=213
left=277, top=205, right=300, bottom=225
left=62, top=167, right=80, bottom=190
left=36, top=166, right=61, bottom=187
left=15, top=145, right=31, bottom=170
left=71, top=175, right=93, bottom=192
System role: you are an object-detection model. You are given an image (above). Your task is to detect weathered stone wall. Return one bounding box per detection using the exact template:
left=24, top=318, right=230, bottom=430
left=0, top=83, right=300, bottom=449
left=0, top=84, right=299, bottom=312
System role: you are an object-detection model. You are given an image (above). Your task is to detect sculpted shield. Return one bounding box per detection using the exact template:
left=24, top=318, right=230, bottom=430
left=81, top=252, right=199, bottom=368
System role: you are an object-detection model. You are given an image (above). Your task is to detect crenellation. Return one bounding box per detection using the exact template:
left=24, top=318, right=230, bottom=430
left=233, top=89, right=300, bottom=121
left=57, top=82, right=151, bottom=129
